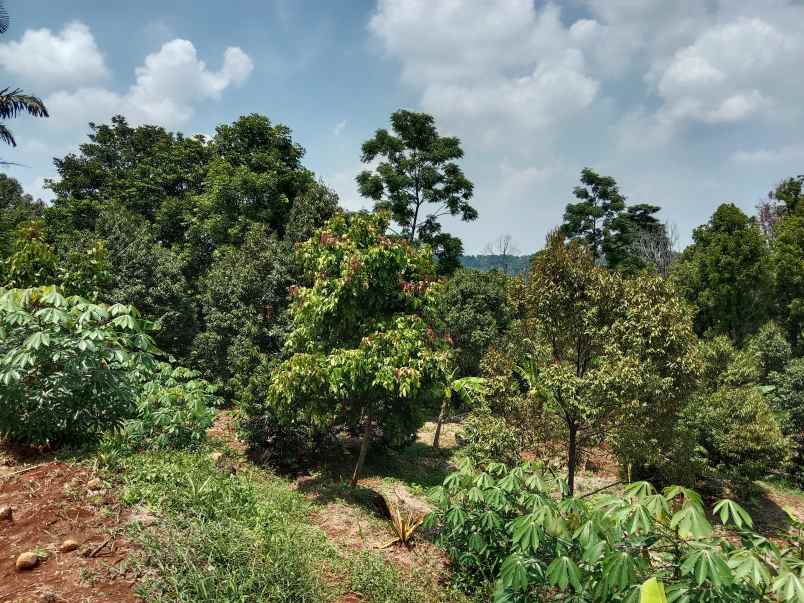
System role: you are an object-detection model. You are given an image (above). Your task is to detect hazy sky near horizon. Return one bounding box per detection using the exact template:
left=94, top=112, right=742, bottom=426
left=2, top=0, right=803, bottom=253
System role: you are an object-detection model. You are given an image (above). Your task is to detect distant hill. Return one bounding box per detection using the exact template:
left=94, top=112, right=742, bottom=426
left=459, top=254, right=533, bottom=276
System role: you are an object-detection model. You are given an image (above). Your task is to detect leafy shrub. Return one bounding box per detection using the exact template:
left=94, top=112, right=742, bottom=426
left=0, top=286, right=157, bottom=445
left=432, top=268, right=518, bottom=376
left=747, top=321, right=792, bottom=381
left=111, top=363, right=220, bottom=452
left=458, top=409, right=521, bottom=468
left=686, top=386, right=788, bottom=487
left=426, top=461, right=804, bottom=602
left=768, top=358, right=804, bottom=484
left=698, top=335, right=760, bottom=388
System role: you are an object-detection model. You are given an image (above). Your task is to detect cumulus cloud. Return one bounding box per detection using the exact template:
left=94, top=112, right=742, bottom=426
left=45, top=39, right=254, bottom=129
left=654, top=17, right=799, bottom=125
left=367, top=0, right=804, bottom=251
left=369, top=0, right=598, bottom=138
left=0, top=21, right=109, bottom=91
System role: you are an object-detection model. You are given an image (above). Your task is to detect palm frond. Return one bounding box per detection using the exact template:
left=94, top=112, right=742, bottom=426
left=0, top=123, right=15, bottom=146
left=0, top=88, right=49, bottom=120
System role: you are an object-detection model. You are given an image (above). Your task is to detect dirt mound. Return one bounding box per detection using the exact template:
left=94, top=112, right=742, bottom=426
left=0, top=462, right=139, bottom=603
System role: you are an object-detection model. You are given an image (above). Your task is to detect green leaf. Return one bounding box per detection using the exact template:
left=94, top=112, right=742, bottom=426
left=604, top=551, right=637, bottom=592
left=712, top=499, right=753, bottom=529
left=546, top=556, right=582, bottom=592
left=680, top=548, right=732, bottom=588
left=640, top=578, right=668, bottom=603
left=499, top=553, right=529, bottom=592
left=727, top=550, right=770, bottom=587
left=670, top=504, right=712, bottom=539
left=773, top=572, right=804, bottom=603
left=509, top=514, right=540, bottom=553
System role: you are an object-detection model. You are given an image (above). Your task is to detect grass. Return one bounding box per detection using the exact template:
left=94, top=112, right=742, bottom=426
left=112, top=448, right=462, bottom=602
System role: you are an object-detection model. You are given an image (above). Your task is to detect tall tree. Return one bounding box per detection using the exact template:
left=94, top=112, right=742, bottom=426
left=603, top=203, right=662, bottom=272
left=561, top=168, right=626, bottom=262
left=674, top=203, right=771, bottom=343
left=357, top=109, right=476, bottom=274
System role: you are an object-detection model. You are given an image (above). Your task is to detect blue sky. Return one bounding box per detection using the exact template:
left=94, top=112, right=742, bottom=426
left=2, top=0, right=804, bottom=253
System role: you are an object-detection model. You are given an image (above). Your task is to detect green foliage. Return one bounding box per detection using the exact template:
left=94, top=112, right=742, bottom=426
left=121, top=450, right=452, bottom=602
left=0, top=286, right=157, bottom=444
left=674, top=203, right=771, bottom=343
left=0, top=173, right=43, bottom=257
left=96, top=208, right=198, bottom=358
left=111, top=363, right=220, bottom=452
left=433, top=268, right=517, bottom=376
left=698, top=335, right=761, bottom=389
left=193, top=224, right=293, bottom=397
left=357, top=109, right=476, bottom=274
left=772, top=213, right=804, bottom=352
left=252, top=212, right=452, bottom=482
left=747, top=321, right=792, bottom=381
left=458, top=409, right=521, bottom=468
left=0, top=86, right=48, bottom=148
left=522, top=231, right=700, bottom=493
left=686, top=385, right=788, bottom=486
left=427, top=461, right=804, bottom=602
left=562, top=168, right=626, bottom=261
left=768, top=358, right=804, bottom=484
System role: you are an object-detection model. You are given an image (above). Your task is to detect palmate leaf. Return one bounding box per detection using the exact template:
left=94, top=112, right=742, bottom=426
left=509, top=514, right=541, bottom=553
left=773, top=572, right=804, bottom=603
left=603, top=551, right=637, bottom=592
left=546, top=556, right=582, bottom=592
left=624, top=481, right=657, bottom=500
left=712, top=499, right=753, bottom=529
left=670, top=504, right=712, bottom=539
left=499, top=553, right=530, bottom=591
left=727, top=550, right=770, bottom=587
left=680, top=547, right=732, bottom=588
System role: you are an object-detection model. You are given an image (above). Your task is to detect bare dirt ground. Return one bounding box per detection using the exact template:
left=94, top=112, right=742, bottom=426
left=0, top=455, right=140, bottom=603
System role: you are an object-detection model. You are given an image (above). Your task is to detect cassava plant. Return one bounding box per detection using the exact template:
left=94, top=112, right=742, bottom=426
left=0, top=286, right=158, bottom=445
left=426, top=461, right=804, bottom=602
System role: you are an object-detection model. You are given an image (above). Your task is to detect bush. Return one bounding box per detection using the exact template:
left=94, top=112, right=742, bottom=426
left=426, top=461, right=804, bottom=602
left=433, top=268, right=517, bottom=376
left=458, top=409, right=521, bottom=468
left=111, top=363, right=220, bottom=452
left=687, top=386, right=788, bottom=487
left=768, top=358, right=804, bottom=484
left=747, top=321, right=792, bottom=381
left=0, top=286, right=157, bottom=445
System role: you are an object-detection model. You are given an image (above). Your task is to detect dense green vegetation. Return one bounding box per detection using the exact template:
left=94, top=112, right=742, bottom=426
left=1, top=99, right=804, bottom=600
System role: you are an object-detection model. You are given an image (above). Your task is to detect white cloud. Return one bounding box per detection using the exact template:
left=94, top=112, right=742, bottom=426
left=732, top=144, right=804, bottom=164
left=0, top=22, right=109, bottom=91
left=332, top=120, right=347, bottom=136
left=654, top=17, right=799, bottom=125
left=45, top=39, right=254, bottom=129
left=369, top=1, right=598, bottom=140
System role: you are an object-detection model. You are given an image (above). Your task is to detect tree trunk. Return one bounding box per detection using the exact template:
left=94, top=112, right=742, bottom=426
left=432, top=398, right=449, bottom=450
left=351, top=411, right=373, bottom=487
left=567, top=423, right=578, bottom=497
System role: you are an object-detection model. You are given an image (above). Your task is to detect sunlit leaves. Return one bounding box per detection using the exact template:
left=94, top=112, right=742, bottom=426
left=640, top=578, right=668, bottom=603
left=0, top=285, right=159, bottom=444
left=713, top=499, right=753, bottom=529
left=680, top=547, right=732, bottom=588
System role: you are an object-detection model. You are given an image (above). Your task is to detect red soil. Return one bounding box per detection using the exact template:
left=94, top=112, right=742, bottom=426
left=0, top=462, right=140, bottom=603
